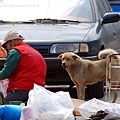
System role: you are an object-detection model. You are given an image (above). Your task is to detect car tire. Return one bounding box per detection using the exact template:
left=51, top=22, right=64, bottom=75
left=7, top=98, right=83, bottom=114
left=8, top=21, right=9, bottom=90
left=85, top=81, right=104, bottom=99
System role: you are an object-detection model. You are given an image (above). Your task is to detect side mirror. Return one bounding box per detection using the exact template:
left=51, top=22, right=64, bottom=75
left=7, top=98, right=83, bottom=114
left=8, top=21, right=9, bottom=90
left=102, top=12, right=120, bottom=25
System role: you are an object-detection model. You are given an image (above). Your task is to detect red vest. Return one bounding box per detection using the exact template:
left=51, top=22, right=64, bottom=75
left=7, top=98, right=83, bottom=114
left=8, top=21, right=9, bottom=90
left=7, top=43, right=47, bottom=92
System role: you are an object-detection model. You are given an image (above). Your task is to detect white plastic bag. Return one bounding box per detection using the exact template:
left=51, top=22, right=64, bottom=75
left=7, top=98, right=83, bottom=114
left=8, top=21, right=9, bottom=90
left=24, top=84, right=74, bottom=120
left=20, top=105, right=35, bottom=120
left=0, top=79, right=8, bottom=97
left=79, top=98, right=120, bottom=120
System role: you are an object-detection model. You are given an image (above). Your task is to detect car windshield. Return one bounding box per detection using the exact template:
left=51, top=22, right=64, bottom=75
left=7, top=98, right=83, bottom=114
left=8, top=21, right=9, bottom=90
left=0, top=0, right=93, bottom=22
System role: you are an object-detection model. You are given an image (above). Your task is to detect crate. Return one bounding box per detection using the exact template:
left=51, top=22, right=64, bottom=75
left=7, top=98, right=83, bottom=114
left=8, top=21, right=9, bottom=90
left=105, top=54, right=120, bottom=101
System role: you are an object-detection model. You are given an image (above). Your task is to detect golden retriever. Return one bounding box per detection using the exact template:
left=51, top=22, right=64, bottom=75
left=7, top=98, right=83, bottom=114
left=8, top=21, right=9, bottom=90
left=58, top=48, right=120, bottom=103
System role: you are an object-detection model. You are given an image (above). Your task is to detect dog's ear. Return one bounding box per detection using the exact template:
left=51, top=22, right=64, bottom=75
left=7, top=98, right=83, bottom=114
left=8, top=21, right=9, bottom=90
left=72, top=54, right=79, bottom=59
left=58, top=54, right=63, bottom=59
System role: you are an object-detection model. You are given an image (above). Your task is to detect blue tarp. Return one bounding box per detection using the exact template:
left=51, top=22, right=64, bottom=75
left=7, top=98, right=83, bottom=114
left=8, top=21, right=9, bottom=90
left=0, top=105, right=22, bottom=120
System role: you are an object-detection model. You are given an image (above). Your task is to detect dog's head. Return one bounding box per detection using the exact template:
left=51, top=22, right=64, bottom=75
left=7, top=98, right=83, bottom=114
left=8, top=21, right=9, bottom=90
left=58, top=52, right=80, bottom=69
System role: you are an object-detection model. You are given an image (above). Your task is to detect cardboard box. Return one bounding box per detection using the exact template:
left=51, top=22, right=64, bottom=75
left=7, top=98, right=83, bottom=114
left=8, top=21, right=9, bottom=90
left=72, top=98, right=86, bottom=116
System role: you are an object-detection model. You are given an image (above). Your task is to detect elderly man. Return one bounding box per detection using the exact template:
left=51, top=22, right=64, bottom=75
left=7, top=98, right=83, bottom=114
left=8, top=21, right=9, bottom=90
left=0, top=30, right=47, bottom=104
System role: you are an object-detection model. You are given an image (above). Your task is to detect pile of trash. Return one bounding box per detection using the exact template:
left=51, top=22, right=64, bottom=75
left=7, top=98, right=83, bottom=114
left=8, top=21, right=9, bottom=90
left=79, top=98, right=120, bottom=120
left=1, top=84, right=120, bottom=120
left=20, top=84, right=74, bottom=120
left=0, top=84, right=75, bottom=120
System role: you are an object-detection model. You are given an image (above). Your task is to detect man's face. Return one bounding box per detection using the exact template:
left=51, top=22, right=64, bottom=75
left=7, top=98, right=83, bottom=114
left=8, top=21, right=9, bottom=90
left=4, top=40, right=15, bottom=52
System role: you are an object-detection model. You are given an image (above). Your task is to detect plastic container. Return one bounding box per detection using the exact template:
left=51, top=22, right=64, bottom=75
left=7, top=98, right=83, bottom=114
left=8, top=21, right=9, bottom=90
left=9, top=101, right=22, bottom=105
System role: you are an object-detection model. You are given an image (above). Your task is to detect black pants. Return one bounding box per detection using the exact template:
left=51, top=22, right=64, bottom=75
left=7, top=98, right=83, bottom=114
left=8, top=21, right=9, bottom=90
left=5, top=90, right=30, bottom=104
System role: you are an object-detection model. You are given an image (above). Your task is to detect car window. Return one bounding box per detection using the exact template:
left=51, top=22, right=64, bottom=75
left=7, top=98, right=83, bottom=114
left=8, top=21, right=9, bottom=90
left=96, top=0, right=106, bottom=17
left=102, top=0, right=112, bottom=12
left=61, top=0, right=93, bottom=22
left=0, top=0, right=93, bottom=22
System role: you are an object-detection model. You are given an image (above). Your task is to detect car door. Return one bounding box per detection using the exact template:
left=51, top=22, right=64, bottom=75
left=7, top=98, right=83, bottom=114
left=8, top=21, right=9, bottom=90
left=103, top=0, right=120, bottom=53
left=96, top=0, right=119, bottom=51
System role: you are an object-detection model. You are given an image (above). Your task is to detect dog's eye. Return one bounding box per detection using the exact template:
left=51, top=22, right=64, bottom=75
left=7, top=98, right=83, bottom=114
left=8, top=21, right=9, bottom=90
left=67, top=58, right=70, bottom=61
left=102, top=57, right=106, bottom=59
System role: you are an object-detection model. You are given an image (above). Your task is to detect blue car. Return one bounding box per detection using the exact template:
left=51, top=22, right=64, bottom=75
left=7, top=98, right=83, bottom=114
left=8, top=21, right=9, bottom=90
left=109, top=0, right=120, bottom=12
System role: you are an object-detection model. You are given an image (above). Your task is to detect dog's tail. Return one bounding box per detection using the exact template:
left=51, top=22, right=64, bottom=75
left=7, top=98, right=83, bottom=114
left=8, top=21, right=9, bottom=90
left=98, top=48, right=120, bottom=59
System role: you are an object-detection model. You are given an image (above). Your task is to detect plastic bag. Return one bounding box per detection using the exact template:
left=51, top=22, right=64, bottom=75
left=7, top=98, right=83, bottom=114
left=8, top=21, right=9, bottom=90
left=79, top=98, right=120, bottom=120
left=0, top=79, right=8, bottom=97
left=21, top=84, right=74, bottom=120
left=20, top=105, right=35, bottom=120
left=0, top=105, right=22, bottom=120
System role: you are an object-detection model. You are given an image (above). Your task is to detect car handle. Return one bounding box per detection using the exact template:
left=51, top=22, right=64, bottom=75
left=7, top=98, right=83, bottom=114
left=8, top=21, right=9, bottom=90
left=113, top=31, right=116, bottom=40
